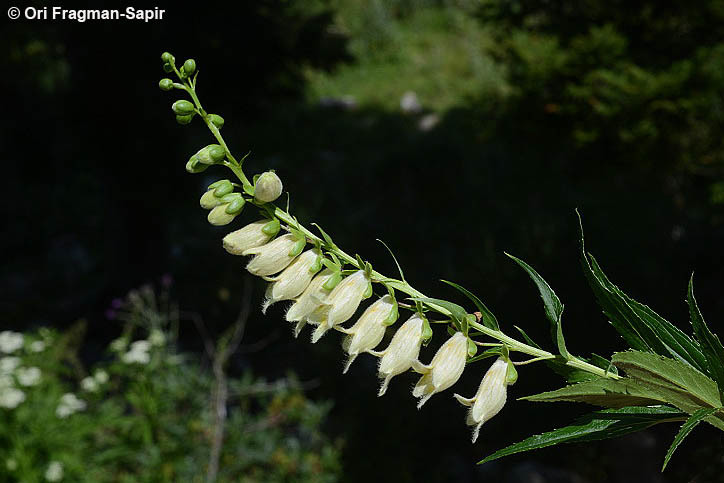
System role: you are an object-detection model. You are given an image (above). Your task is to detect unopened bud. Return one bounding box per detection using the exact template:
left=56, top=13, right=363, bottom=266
left=186, top=156, right=208, bottom=173
left=176, top=114, right=194, bottom=125
left=199, top=189, right=223, bottom=209
left=193, top=144, right=225, bottom=165
left=183, top=59, right=196, bottom=76
left=172, top=100, right=195, bottom=115
left=224, top=196, right=245, bottom=215
left=254, top=171, right=283, bottom=203
left=161, top=52, right=173, bottom=63
left=162, top=62, right=173, bottom=73
left=159, top=78, right=174, bottom=91
left=207, top=204, right=238, bottom=226
left=223, top=220, right=274, bottom=255
left=208, top=114, right=224, bottom=129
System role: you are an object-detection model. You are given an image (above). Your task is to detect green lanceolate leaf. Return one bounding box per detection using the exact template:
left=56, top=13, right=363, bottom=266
left=467, top=347, right=504, bottom=364
left=521, top=377, right=665, bottom=408
left=514, top=325, right=542, bottom=349
left=688, top=275, right=724, bottom=400
left=662, top=407, right=718, bottom=471
left=505, top=253, right=568, bottom=358
left=577, top=212, right=707, bottom=372
left=478, top=406, right=685, bottom=465
left=410, top=297, right=468, bottom=326
left=441, top=280, right=500, bottom=331
left=589, top=353, right=618, bottom=376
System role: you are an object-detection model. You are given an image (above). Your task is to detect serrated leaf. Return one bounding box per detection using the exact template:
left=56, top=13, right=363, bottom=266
left=521, top=377, right=665, bottom=408
left=662, top=407, right=718, bottom=471
left=546, top=357, right=599, bottom=383
left=576, top=212, right=707, bottom=373
left=688, top=275, right=724, bottom=400
left=441, top=280, right=500, bottom=331
left=478, top=406, right=685, bottom=465
left=506, top=253, right=568, bottom=358
left=589, top=353, right=618, bottom=375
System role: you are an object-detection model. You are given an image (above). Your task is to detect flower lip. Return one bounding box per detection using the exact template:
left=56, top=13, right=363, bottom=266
left=412, top=331, right=468, bottom=408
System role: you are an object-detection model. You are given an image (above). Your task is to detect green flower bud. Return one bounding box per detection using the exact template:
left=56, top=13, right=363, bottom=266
left=172, top=100, right=195, bottom=115
left=193, top=144, right=226, bottom=165
left=207, top=180, right=228, bottom=190
left=200, top=189, right=224, bottom=209
left=207, top=204, right=238, bottom=226
left=289, top=237, right=307, bottom=257
left=163, top=63, right=173, bottom=73
left=185, top=157, right=208, bottom=173
left=183, top=59, right=196, bottom=75
left=225, top=197, right=245, bottom=215
left=176, top=114, right=194, bottom=125
left=213, top=180, right=233, bottom=197
left=159, top=78, right=174, bottom=91
left=208, top=114, right=225, bottom=129
left=254, top=171, right=283, bottom=203
left=262, top=218, right=281, bottom=236
left=161, top=52, right=173, bottom=62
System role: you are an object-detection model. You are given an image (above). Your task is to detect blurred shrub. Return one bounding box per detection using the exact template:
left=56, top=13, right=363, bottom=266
left=0, top=286, right=342, bottom=482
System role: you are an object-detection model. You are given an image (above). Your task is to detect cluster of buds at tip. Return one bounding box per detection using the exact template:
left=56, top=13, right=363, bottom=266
left=454, top=357, right=516, bottom=442
left=199, top=180, right=246, bottom=226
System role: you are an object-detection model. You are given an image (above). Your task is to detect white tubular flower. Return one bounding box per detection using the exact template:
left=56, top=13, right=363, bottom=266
left=338, top=295, right=397, bottom=374
left=0, top=331, right=23, bottom=353
left=56, top=393, right=86, bottom=418
left=0, top=357, right=20, bottom=375
left=244, top=234, right=302, bottom=277
left=16, top=366, right=41, bottom=387
left=44, top=461, right=64, bottom=482
left=454, top=357, right=512, bottom=443
left=308, top=270, right=371, bottom=343
left=222, top=219, right=275, bottom=255
left=285, top=269, right=335, bottom=337
left=412, top=331, right=468, bottom=409
left=370, top=313, right=425, bottom=396
left=262, top=249, right=321, bottom=313
left=0, top=388, right=25, bottom=409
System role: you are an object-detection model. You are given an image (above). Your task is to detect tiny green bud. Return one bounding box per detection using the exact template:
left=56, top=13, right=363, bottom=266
left=200, top=189, right=224, bottom=209
left=159, top=78, right=174, bottom=91
left=208, top=204, right=238, bottom=226
left=194, top=144, right=225, bottom=165
left=262, top=218, right=280, bottom=236
left=172, top=100, right=195, bottom=115
left=225, top=197, right=245, bottom=215
left=176, top=114, right=194, bottom=125
left=163, top=63, right=173, bottom=73
left=208, top=114, right=225, bottom=129
left=322, top=271, right=342, bottom=291
left=506, top=360, right=518, bottom=385
left=185, top=157, right=208, bottom=173
left=254, top=171, right=283, bottom=203
left=289, top=237, right=306, bottom=257
left=213, top=180, right=233, bottom=197
left=161, top=52, right=173, bottom=62
left=183, top=59, right=196, bottom=75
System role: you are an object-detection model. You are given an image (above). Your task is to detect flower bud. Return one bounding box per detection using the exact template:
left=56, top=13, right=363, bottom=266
left=223, top=220, right=274, bottom=255
left=285, top=269, right=335, bottom=336
left=163, top=62, right=173, bottom=73
left=254, top=171, right=283, bottom=203
left=213, top=179, right=233, bottom=197
left=176, top=114, right=194, bottom=125
left=183, top=59, right=196, bottom=75
left=262, top=249, right=321, bottom=313
left=224, top=196, right=245, bottom=215
left=371, top=313, right=425, bottom=396
left=207, top=204, right=238, bottom=226
left=161, top=52, right=173, bottom=63
left=453, top=357, right=512, bottom=443
left=200, top=189, right=224, bottom=209
left=412, top=331, right=468, bottom=408
left=159, top=78, right=174, bottom=91
left=244, top=234, right=301, bottom=276
left=172, top=100, right=195, bottom=115
left=208, top=114, right=225, bottom=129
left=194, top=144, right=226, bottom=165
left=307, top=270, right=370, bottom=343
left=339, top=295, right=396, bottom=373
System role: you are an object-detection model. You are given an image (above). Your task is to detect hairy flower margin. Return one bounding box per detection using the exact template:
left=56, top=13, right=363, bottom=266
left=220, top=219, right=515, bottom=439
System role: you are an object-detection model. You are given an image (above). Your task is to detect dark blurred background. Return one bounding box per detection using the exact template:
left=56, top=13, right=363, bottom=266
left=2, top=0, right=724, bottom=481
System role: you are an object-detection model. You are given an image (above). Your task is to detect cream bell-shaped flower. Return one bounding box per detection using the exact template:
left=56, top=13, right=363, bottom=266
left=262, top=249, right=321, bottom=313
left=369, top=313, right=425, bottom=396
left=454, top=357, right=511, bottom=443
left=244, top=234, right=302, bottom=277
left=285, top=269, right=335, bottom=337
left=307, top=270, right=371, bottom=343
left=412, top=331, right=468, bottom=409
left=223, top=220, right=274, bottom=255
left=338, top=294, right=396, bottom=373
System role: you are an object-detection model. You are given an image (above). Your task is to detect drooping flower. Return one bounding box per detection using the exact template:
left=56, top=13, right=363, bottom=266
left=16, top=366, right=41, bottom=386
left=338, top=294, right=397, bottom=373
left=412, top=331, right=468, bottom=408
left=370, top=313, right=426, bottom=396
left=307, top=270, right=371, bottom=343
left=453, top=357, right=514, bottom=443
left=285, top=269, right=336, bottom=337
left=222, top=219, right=278, bottom=255
left=0, top=331, right=23, bottom=353
left=44, top=461, right=64, bottom=482
left=262, top=249, right=322, bottom=313
left=56, top=393, right=86, bottom=418
left=244, top=234, right=303, bottom=277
